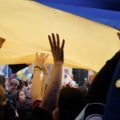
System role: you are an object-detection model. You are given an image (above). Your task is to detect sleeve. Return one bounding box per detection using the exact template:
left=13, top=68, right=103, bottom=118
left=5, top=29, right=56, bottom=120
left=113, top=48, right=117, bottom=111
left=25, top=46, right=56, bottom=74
left=85, top=51, right=120, bottom=104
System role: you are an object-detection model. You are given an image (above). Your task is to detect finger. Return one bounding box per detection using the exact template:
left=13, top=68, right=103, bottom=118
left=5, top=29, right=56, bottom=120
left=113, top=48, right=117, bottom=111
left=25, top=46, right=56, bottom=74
left=36, top=52, right=38, bottom=58
left=56, top=34, right=60, bottom=47
left=61, top=39, right=65, bottom=50
left=117, top=33, right=120, bottom=40
left=48, top=35, right=53, bottom=49
left=0, top=37, right=5, bottom=48
left=61, top=50, right=64, bottom=62
left=40, top=53, right=45, bottom=57
left=52, top=33, right=56, bottom=49
left=45, top=54, right=49, bottom=60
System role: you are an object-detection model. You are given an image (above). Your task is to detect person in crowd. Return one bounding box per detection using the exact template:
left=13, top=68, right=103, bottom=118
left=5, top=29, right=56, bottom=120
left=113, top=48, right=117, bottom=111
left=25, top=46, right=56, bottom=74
left=16, top=90, right=26, bottom=103
left=103, top=33, right=120, bottom=120
left=40, top=33, right=65, bottom=112
left=84, top=74, right=96, bottom=89
left=54, top=87, right=84, bottom=120
left=75, top=32, right=120, bottom=120
left=31, top=53, right=49, bottom=103
left=0, top=84, right=17, bottom=120
left=80, top=73, right=96, bottom=95
left=31, top=33, right=65, bottom=120
left=5, top=79, right=20, bottom=119
left=0, top=74, right=19, bottom=119
left=7, top=79, right=20, bottom=95
left=103, top=60, right=120, bottom=120
left=17, top=79, right=24, bottom=91
left=15, top=90, right=32, bottom=120
left=23, top=80, right=32, bottom=99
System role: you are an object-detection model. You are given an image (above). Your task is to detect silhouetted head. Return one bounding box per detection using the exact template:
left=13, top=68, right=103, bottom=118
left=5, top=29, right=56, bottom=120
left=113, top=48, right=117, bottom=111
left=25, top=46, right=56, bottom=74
left=58, top=87, right=84, bottom=120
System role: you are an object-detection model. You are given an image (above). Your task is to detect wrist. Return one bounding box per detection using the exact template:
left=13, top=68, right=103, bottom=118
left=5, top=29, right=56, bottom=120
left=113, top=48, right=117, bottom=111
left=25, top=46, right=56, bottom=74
left=43, top=70, right=48, bottom=75
left=54, top=61, right=63, bottom=65
left=42, top=66, right=47, bottom=71
left=34, top=66, right=42, bottom=71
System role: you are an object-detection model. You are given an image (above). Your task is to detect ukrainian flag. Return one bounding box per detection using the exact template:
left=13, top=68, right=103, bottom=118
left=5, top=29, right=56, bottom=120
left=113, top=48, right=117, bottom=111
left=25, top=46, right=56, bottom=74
left=0, top=0, right=119, bottom=71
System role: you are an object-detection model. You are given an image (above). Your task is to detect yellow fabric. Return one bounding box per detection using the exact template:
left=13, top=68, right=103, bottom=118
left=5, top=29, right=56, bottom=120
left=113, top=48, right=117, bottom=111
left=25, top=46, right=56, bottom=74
left=0, top=0, right=119, bottom=71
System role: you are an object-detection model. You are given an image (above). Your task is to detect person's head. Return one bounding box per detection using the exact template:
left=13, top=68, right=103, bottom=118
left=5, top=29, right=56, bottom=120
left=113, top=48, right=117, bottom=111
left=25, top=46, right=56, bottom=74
left=17, top=79, right=24, bottom=90
left=88, top=74, right=96, bottom=84
left=24, top=80, right=28, bottom=87
left=16, top=90, right=26, bottom=102
left=8, top=79, right=19, bottom=94
left=25, top=84, right=32, bottom=98
left=58, top=87, right=84, bottom=120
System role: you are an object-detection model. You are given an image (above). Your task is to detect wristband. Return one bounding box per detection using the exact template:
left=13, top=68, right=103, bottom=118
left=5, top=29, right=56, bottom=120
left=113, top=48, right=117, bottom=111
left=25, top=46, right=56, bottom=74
left=34, top=66, right=42, bottom=71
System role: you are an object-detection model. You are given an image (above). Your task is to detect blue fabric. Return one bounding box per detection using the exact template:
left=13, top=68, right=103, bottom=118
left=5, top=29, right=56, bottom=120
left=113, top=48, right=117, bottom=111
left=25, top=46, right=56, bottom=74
left=2, top=65, right=13, bottom=80
left=103, top=60, right=120, bottom=120
left=34, top=0, right=120, bottom=30
left=34, top=0, right=120, bottom=9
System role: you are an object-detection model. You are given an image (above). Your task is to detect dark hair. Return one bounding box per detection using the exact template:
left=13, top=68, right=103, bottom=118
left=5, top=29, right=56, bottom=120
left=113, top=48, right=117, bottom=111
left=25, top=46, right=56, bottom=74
left=15, top=90, right=24, bottom=102
left=24, top=81, right=28, bottom=87
left=17, top=80, right=24, bottom=90
left=58, top=87, right=84, bottom=120
left=33, top=107, right=53, bottom=120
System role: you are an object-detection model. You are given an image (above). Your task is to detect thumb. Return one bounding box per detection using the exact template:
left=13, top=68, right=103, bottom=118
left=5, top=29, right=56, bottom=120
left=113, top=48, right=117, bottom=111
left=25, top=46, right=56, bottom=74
left=117, top=33, right=120, bottom=40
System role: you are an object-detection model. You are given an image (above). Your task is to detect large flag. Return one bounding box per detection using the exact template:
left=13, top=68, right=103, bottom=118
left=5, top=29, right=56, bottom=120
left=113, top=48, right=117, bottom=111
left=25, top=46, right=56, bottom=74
left=34, top=0, right=120, bottom=30
left=0, top=0, right=119, bottom=71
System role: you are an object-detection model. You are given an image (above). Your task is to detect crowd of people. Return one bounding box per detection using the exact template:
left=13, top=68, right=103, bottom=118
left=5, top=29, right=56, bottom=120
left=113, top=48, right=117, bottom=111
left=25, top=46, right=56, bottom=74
left=0, top=33, right=120, bottom=120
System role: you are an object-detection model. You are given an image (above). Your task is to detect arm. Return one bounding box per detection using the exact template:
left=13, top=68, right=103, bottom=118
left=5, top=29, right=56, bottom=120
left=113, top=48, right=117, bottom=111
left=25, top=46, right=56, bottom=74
left=41, top=66, right=49, bottom=100
left=40, top=33, right=65, bottom=113
left=31, top=53, right=48, bottom=102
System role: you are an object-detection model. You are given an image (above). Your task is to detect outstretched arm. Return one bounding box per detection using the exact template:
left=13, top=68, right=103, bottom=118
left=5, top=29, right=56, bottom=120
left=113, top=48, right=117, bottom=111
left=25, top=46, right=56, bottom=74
left=41, top=65, right=49, bottom=100
left=31, top=53, right=48, bottom=102
left=40, top=33, right=65, bottom=113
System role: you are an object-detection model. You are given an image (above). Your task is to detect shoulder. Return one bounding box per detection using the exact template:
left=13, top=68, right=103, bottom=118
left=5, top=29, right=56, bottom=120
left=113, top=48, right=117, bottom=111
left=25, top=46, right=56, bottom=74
left=75, top=103, right=105, bottom=120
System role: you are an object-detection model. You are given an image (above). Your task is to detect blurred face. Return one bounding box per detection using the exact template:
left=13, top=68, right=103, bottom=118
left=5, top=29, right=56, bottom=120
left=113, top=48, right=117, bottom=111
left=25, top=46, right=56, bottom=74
left=8, top=83, right=18, bottom=94
left=88, top=75, right=95, bottom=84
left=19, top=91, right=26, bottom=102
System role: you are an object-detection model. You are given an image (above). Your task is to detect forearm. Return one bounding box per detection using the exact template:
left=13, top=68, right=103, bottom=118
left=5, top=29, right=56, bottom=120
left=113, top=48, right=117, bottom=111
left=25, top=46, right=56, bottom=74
left=40, top=62, right=63, bottom=113
left=41, top=67, right=49, bottom=99
left=31, top=69, right=42, bottom=102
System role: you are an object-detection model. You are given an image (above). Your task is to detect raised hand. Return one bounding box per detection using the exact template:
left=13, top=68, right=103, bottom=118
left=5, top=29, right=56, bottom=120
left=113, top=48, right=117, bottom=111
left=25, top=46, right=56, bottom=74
left=48, top=33, right=65, bottom=63
left=34, top=52, right=49, bottom=69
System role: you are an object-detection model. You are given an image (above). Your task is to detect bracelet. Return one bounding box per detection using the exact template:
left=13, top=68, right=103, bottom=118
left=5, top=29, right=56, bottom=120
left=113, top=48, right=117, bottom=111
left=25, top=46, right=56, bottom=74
left=34, top=68, right=41, bottom=71
left=34, top=66, right=42, bottom=71
left=43, top=72, right=48, bottom=75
